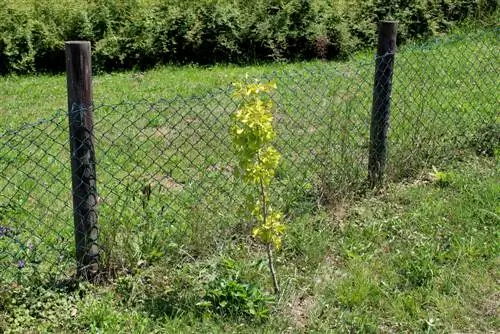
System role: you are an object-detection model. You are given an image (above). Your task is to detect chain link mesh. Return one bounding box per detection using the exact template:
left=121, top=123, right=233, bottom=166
left=1, top=28, right=498, bottom=284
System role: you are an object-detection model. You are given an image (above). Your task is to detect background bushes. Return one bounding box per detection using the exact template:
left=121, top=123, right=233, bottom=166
left=0, top=0, right=497, bottom=74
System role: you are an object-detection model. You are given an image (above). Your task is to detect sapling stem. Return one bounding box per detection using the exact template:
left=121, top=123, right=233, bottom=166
left=266, top=243, right=280, bottom=294
left=259, top=173, right=280, bottom=294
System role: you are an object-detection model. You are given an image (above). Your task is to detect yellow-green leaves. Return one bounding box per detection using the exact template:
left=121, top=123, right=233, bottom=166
left=231, top=81, right=278, bottom=186
left=233, top=80, right=277, bottom=97
left=231, top=79, right=284, bottom=244
left=243, top=147, right=281, bottom=185
left=230, top=79, right=284, bottom=293
left=251, top=207, right=285, bottom=250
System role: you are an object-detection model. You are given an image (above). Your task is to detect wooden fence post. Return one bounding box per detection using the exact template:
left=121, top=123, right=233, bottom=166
left=368, top=21, right=398, bottom=188
left=65, top=41, right=99, bottom=280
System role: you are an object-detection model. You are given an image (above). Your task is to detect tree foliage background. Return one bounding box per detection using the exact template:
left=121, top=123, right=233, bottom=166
left=0, top=0, right=497, bottom=74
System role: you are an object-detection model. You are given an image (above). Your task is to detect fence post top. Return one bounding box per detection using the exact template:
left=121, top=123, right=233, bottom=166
left=380, top=20, right=398, bottom=25
left=65, top=41, right=91, bottom=46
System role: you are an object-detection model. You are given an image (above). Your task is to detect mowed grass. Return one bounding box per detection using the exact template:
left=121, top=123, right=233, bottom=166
left=0, top=61, right=335, bottom=129
left=1, top=27, right=499, bottom=332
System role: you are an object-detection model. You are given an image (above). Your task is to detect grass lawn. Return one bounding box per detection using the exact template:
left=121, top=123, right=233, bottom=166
left=0, top=26, right=499, bottom=333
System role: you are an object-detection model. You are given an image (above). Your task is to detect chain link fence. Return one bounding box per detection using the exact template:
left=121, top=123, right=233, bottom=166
left=1, top=27, right=498, bottom=285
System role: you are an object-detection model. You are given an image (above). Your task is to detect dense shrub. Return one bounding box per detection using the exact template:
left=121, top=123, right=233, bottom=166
left=0, top=0, right=497, bottom=74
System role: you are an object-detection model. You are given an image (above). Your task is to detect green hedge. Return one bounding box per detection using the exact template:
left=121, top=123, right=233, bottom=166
left=0, top=0, right=497, bottom=74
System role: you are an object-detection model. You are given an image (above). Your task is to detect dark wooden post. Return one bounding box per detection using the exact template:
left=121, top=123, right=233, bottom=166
left=368, top=21, right=398, bottom=188
left=65, top=41, right=99, bottom=280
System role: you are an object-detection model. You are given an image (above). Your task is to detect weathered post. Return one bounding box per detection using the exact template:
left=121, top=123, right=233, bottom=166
left=368, top=21, right=398, bottom=188
left=65, top=41, right=99, bottom=280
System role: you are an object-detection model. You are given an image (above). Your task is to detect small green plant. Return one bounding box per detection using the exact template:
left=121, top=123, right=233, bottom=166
left=197, top=258, right=272, bottom=320
left=429, top=166, right=454, bottom=187
left=198, top=276, right=272, bottom=320
left=230, top=79, right=285, bottom=294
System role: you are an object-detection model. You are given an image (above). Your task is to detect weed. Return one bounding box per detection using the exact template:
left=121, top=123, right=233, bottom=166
left=429, top=166, right=455, bottom=187
left=198, top=277, right=272, bottom=321
left=470, top=123, right=500, bottom=157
